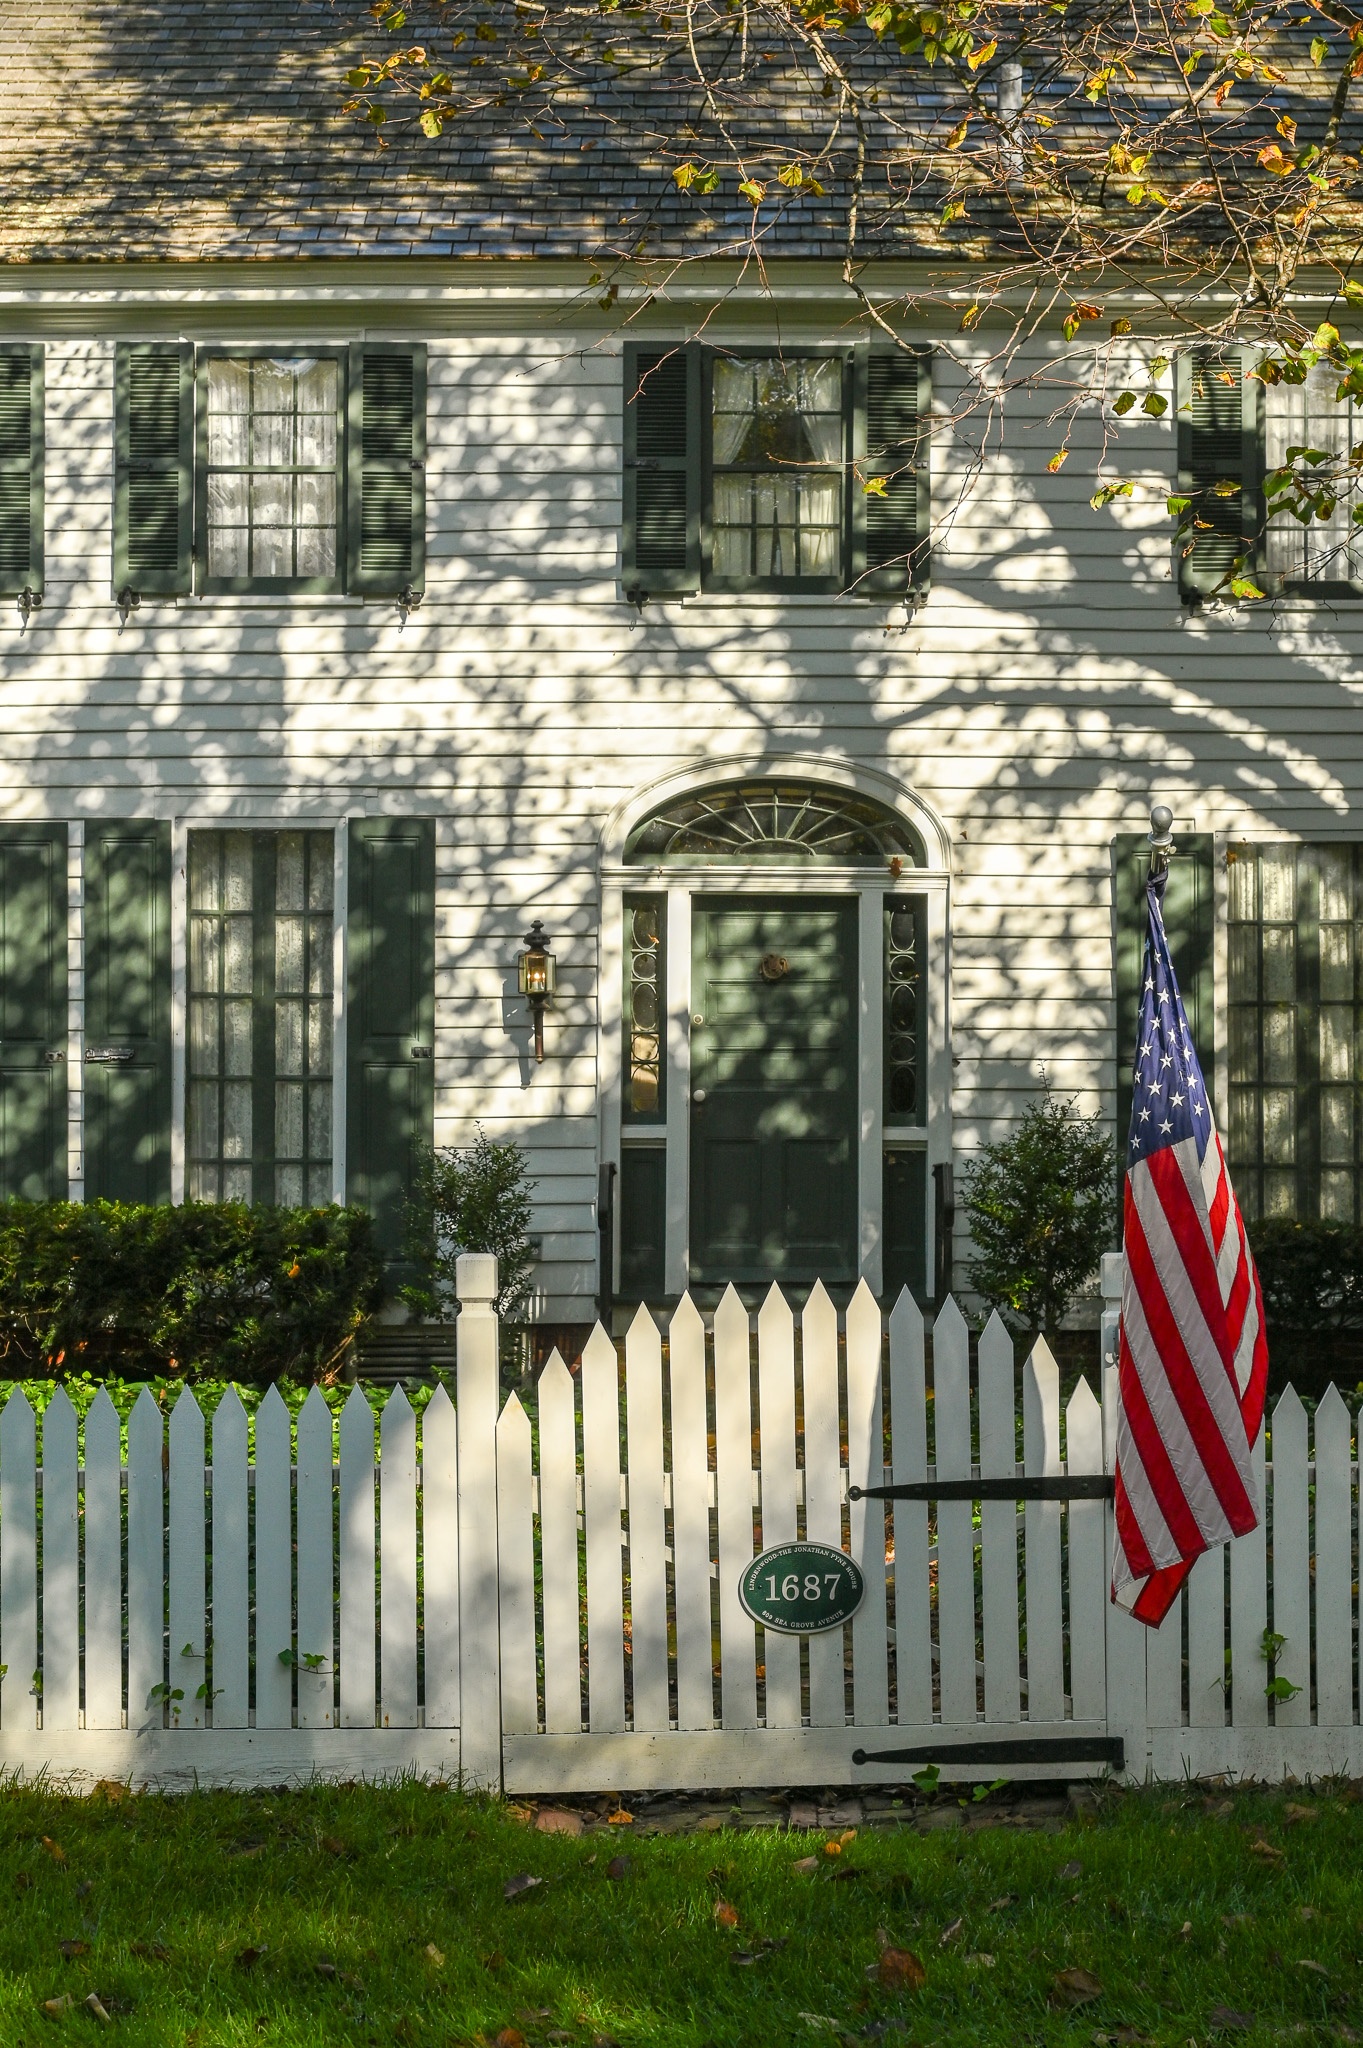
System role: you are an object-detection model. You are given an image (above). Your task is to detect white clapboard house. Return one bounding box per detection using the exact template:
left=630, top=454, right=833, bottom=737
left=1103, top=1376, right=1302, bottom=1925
left=0, top=0, right=1357, bottom=1335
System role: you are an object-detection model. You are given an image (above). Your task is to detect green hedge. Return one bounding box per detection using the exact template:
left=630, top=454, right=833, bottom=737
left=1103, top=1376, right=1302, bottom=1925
left=1248, top=1217, right=1363, bottom=1332
left=0, top=1202, right=385, bottom=1385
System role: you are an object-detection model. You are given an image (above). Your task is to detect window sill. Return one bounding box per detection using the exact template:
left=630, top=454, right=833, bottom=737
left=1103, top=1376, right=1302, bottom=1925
left=179, top=592, right=370, bottom=608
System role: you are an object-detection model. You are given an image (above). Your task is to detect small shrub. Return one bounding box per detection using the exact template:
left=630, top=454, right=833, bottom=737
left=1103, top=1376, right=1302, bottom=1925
left=1247, top=1217, right=1363, bottom=1331
left=0, top=1201, right=384, bottom=1384
left=962, top=1086, right=1115, bottom=1338
left=401, top=1131, right=536, bottom=1325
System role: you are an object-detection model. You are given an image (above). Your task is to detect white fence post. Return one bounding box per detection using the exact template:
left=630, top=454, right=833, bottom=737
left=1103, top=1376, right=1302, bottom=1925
left=1099, top=1250, right=1149, bottom=1779
left=456, top=1252, right=503, bottom=1790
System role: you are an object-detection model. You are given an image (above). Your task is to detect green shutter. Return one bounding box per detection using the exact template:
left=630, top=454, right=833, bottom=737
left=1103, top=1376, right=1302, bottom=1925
left=0, top=823, right=67, bottom=1202
left=347, top=344, right=426, bottom=599
left=853, top=345, right=930, bottom=597
left=113, top=342, right=194, bottom=599
left=346, top=817, right=435, bottom=1266
left=1113, top=832, right=1216, bottom=1148
left=622, top=344, right=701, bottom=597
left=0, top=345, right=43, bottom=603
left=1175, top=348, right=1262, bottom=602
left=83, top=821, right=172, bottom=1205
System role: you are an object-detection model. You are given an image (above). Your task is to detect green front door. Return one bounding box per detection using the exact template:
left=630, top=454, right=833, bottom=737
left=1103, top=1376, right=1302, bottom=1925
left=690, top=896, right=857, bottom=1285
left=0, top=823, right=67, bottom=1201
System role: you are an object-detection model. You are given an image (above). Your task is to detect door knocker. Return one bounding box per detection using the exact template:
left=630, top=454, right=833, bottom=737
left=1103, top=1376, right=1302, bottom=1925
left=759, top=953, right=790, bottom=982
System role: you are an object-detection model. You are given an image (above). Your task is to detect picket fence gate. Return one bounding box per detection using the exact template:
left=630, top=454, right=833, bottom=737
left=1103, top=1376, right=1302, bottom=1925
left=0, top=1254, right=1357, bottom=1794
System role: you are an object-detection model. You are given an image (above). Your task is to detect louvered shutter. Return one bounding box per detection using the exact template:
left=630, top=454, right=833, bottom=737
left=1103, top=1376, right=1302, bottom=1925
left=347, top=343, right=426, bottom=598
left=622, top=344, right=701, bottom=596
left=83, top=821, right=172, bottom=1205
left=1175, top=348, right=1263, bottom=601
left=346, top=816, right=435, bottom=1268
left=0, top=346, right=43, bottom=604
left=853, top=346, right=930, bottom=597
left=113, top=343, right=193, bottom=598
left=1113, top=831, right=1215, bottom=1148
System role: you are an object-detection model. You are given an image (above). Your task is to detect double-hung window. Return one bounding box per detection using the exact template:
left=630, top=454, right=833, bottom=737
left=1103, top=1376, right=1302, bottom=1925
left=622, top=342, right=930, bottom=600
left=201, top=354, right=343, bottom=592
left=1176, top=347, right=1362, bottom=599
left=112, top=341, right=426, bottom=602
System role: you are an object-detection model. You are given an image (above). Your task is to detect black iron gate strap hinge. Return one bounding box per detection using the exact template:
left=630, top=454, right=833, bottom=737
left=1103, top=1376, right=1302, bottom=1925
left=852, top=1735, right=1125, bottom=1768
left=849, top=1476, right=1114, bottom=1503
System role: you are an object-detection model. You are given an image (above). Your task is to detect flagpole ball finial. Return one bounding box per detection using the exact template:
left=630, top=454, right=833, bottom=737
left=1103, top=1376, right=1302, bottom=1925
left=1147, top=804, right=1175, bottom=874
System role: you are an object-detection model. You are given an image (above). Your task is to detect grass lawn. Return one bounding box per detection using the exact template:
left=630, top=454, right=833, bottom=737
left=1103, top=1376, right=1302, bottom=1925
left=0, top=1778, right=1358, bottom=2047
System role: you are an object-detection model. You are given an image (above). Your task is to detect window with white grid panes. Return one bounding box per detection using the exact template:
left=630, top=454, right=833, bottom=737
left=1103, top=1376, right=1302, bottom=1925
left=1263, top=363, right=1363, bottom=590
left=710, top=355, right=845, bottom=586
left=203, top=355, right=342, bottom=590
left=1227, top=842, right=1363, bottom=1222
left=187, top=830, right=334, bottom=1206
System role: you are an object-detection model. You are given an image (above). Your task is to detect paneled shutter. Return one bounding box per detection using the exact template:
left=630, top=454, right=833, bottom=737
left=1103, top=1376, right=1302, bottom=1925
left=0, top=345, right=43, bottom=602
left=853, top=346, right=930, bottom=597
left=0, top=823, right=68, bottom=1202
left=113, top=342, right=194, bottom=598
left=1113, top=831, right=1216, bottom=1149
left=347, top=344, right=426, bottom=598
left=83, top=821, right=172, bottom=1205
left=622, top=344, right=701, bottom=596
left=1175, top=348, right=1262, bottom=601
left=346, top=817, right=435, bottom=1266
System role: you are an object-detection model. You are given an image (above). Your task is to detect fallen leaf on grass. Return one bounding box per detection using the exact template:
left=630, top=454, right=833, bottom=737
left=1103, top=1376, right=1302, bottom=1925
left=320, top=1836, right=350, bottom=1858
left=823, top=1841, right=843, bottom=1858
left=592, top=2037, right=622, bottom=2048
left=793, top=1857, right=820, bottom=1876
left=987, top=1894, right=1016, bottom=1912
left=965, top=1953, right=996, bottom=1969
left=1208, top=2008, right=1255, bottom=2032
left=1049, top=1968, right=1104, bottom=2010
left=494, top=2031, right=526, bottom=2048
left=939, top=1918, right=964, bottom=1946
left=713, top=1900, right=740, bottom=1929
left=234, top=1947, right=267, bottom=1970
left=1059, top=1860, right=1084, bottom=1881
left=1297, top=1959, right=1330, bottom=1977
left=40, top=1837, right=66, bottom=1865
left=1298, top=1905, right=1318, bottom=1921
left=799, top=2019, right=840, bottom=2033
left=535, top=1808, right=584, bottom=1837
left=873, top=1931, right=926, bottom=1991
left=503, top=1873, right=544, bottom=1903
left=424, top=1944, right=445, bottom=1968
left=129, top=1942, right=171, bottom=1963
left=313, top=1962, right=337, bottom=1980
left=1248, top=1838, right=1284, bottom=1862
left=58, top=1940, right=89, bottom=1960
left=505, top=1803, right=534, bottom=1826
left=1203, top=1797, right=1234, bottom=1818
left=85, top=1994, right=113, bottom=2025
left=90, top=1780, right=131, bottom=1804
left=606, top=1855, right=631, bottom=1881
left=41, top=1994, right=74, bottom=2015
left=1285, top=1804, right=1318, bottom=1825
left=606, top=1810, right=633, bottom=1825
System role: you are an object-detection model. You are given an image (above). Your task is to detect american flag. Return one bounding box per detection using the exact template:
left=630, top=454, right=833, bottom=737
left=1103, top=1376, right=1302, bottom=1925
left=1113, top=868, right=1269, bottom=1626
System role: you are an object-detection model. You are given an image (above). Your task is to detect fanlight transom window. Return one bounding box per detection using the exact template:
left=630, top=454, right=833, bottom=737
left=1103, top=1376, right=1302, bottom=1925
left=624, top=781, right=923, bottom=866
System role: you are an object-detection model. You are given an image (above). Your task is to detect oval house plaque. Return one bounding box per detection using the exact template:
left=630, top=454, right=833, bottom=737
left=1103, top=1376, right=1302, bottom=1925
left=738, top=1542, right=865, bottom=1635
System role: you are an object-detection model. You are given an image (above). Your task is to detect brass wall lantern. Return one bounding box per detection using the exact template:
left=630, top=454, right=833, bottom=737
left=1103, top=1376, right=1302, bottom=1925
left=517, top=920, right=557, bottom=1063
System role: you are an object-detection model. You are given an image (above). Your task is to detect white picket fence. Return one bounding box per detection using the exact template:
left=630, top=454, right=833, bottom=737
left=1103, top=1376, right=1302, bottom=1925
left=0, top=1253, right=1357, bottom=1792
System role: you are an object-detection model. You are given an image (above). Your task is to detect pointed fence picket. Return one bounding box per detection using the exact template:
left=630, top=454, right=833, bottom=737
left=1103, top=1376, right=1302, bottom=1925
left=0, top=1271, right=1358, bottom=1794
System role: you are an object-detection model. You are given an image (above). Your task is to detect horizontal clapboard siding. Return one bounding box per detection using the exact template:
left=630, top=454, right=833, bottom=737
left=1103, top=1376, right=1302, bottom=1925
left=1, top=318, right=1362, bottom=1308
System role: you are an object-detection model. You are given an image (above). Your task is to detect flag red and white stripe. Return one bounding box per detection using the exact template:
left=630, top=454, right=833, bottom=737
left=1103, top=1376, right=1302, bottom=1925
left=1112, top=872, right=1269, bottom=1626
